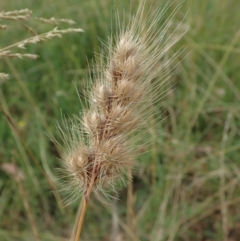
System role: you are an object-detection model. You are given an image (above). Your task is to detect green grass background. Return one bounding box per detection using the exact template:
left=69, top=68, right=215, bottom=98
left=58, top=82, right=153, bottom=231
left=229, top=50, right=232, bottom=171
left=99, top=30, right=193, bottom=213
left=1, top=0, right=240, bottom=240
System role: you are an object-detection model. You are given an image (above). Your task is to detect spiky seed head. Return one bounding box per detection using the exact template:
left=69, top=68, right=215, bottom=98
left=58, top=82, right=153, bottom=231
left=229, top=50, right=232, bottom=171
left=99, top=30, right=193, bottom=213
left=56, top=2, right=187, bottom=202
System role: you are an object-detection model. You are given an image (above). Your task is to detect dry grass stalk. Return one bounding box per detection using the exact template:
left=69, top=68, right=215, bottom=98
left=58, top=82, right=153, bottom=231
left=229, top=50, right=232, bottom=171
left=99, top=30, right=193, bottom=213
left=0, top=9, right=83, bottom=81
left=0, top=9, right=32, bottom=20
left=55, top=2, right=187, bottom=240
left=36, top=17, right=76, bottom=25
left=1, top=162, right=40, bottom=241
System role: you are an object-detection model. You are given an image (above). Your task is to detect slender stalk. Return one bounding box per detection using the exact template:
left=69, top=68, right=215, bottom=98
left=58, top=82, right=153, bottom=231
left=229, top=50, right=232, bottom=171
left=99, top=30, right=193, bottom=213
left=17, top=179, right=40, bottom=241
left=74, top=173, right=96, bottom=241
left=75, top=197, right=88, bottom=241
left=71, top=201, right=82, bottom=241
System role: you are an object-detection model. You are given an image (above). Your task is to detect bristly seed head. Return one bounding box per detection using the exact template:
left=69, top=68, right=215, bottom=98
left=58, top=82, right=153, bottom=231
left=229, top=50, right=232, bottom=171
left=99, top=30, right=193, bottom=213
left=56, top=2, right=187, bottom=203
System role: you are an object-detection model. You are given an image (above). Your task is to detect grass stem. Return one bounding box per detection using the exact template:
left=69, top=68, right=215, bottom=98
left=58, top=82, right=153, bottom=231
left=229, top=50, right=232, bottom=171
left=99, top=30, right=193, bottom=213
left=74, top=197, right=88, bottom=241
left=74, top=173, right=95, bottom=241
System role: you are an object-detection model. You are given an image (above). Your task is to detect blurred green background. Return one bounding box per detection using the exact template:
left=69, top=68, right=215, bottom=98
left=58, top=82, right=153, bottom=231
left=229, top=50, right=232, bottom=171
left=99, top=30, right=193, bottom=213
left=1, top=0, right=240, bottom=240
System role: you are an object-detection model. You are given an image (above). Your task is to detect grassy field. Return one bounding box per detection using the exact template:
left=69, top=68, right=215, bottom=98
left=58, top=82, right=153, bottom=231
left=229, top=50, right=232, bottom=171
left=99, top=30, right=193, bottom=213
left=1, top=0, right=240, bottom=240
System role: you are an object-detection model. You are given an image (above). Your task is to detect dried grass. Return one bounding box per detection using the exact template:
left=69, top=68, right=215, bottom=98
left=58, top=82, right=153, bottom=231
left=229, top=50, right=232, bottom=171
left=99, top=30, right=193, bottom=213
left=0, top=8, right=83, bottom=82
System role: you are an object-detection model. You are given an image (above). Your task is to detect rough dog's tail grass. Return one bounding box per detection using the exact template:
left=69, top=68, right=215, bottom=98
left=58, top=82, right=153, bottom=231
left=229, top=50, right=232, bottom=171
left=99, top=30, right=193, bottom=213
left=57, top=1, right=187, bottom=204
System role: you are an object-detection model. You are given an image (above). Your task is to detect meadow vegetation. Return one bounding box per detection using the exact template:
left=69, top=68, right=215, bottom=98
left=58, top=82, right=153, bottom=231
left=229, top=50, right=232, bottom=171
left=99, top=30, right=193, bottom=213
left=1, top=0, right=240, bottom=240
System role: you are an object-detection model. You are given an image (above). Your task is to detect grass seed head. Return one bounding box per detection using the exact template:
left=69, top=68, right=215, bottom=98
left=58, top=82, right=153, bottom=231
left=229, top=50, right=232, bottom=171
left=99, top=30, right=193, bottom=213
left=57, top=2, right=187, bottom=202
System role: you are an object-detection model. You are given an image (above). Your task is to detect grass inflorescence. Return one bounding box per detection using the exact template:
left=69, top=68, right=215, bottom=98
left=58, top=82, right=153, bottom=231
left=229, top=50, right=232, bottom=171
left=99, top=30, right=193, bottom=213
left=56, top=2, right=186, bottom=205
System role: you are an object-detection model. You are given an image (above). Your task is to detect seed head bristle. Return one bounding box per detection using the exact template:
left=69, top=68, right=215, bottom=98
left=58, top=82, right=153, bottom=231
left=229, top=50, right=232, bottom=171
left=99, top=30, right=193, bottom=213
left=57, top=2, right=187, bottom=202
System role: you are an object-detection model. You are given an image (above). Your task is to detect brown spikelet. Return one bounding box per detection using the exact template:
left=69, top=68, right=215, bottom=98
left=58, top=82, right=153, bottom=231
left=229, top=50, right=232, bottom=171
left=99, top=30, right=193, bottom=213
left=56, top=2, right=187, bottom=203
